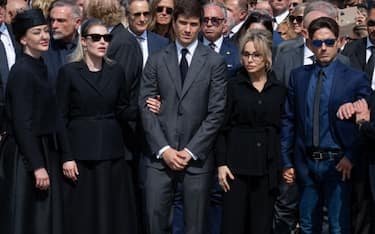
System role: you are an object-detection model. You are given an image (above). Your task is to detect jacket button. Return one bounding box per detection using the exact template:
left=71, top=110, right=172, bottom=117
left=257, top=142, right=262, bottom=147
left=258, top=100, right=262, bottom=104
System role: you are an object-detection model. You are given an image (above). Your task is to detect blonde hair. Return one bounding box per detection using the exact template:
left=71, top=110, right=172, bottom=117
left=86, top=0, right=125, bottom=27
left=32, top=0, right=54, bottom=17
left=239, top=29, right=273, bottom=70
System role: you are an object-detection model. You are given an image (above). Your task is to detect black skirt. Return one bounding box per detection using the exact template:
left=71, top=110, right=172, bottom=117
left=63, top=158, right=137, bottom=234
left=0, top=136, right=64, bottom=234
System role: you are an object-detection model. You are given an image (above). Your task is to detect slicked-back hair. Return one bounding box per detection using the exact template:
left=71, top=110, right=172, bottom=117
left=203, top=2, right=227, bottom=19
left=49, top=0, right=81, bottom=19
left=304, top=0, right=337, bottom=20
left=173, top=0, right=203, bottom=22
left=308, top=16, right=339, bottom=40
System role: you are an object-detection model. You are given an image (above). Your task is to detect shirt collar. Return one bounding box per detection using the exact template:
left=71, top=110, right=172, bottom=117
left=367, top=37, right=374, bottom=49
left=128, top=28, right=148, bottom=41
left=202, top=35, right=223, bottom=49
left=175, top=38, right=198, bottom=55
left=275, top=10, right=289, bottom=24
left=231, top=20, right=246, bottom=35
left=315, top=58, right=337, bottom=76
left=0, top=23, right=9, bottom=36
left=304, top=42, right=314, bottom=59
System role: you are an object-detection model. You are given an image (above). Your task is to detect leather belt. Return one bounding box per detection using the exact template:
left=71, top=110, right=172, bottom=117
left=306, top=148, right=343, bottom=161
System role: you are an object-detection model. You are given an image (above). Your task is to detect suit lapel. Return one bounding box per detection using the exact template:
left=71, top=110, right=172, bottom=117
left=329, top=61, right=344, bottom=123
left=299, top=65, right=314, bottom=129
left=181, top=43, right=207, bottom=98
left=76, top=61, right=104, bottom=97
left=354, top=38, right=367, bottom=70
left=164, top=44, right=182, bottom=97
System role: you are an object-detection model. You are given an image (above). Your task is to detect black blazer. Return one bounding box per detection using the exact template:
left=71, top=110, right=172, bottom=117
left=56, top=60, right=137, bottom=161
left=342, top=37, right=367, bottom=72
left=5, top=54, right=70, bottom=170
left=108, top=24, right=143, bottom=159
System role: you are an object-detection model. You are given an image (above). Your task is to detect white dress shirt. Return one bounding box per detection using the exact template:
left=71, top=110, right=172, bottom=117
left=128, top=28, right=149, bottom=68
left=0, top=23, right=16, bottom=70
left=203, top=36, right=224, bottom=54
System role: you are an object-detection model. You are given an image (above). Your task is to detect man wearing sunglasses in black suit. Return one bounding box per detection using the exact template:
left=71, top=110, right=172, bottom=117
left=201, top=2, right=241, bottom=78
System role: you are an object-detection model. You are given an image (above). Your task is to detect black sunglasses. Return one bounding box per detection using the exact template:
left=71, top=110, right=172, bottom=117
left=368, top=20, right=375, bottom=27
left=156, top=6, right=173, bottom=15
left=289, top=2, right=299, bottom=8
left=311, top=39, right=336, bottom=48
left=130, top=11, right=151, bottom=18
left=203, top=17, right=224, bottom=27
left=289, top=15, right=303, bottom=24
left=84, top=34, right=113, bottom=42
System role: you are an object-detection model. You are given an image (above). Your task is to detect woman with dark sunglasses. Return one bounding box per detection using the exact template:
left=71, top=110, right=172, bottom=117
left=148, top=0, right=175, bottom=40
left=288, top=3, right=305, bottom=36
left=56, top=18, right=137, bottom=234
left=0, top=8, right=70, bottom=234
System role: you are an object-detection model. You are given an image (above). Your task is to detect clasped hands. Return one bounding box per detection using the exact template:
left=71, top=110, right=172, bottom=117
left=162, top=148, right=192, bottom=171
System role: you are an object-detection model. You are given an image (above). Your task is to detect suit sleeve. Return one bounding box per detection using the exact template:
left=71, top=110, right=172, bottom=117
left=8, top=69, right=45, bottom=171
left=280, top=70, right=297, bottom=170
left=115, top=66, right=138, bottom=122
left=139, top=55, right=169, bottom=155
left=185, top=57, right=227, bottom=160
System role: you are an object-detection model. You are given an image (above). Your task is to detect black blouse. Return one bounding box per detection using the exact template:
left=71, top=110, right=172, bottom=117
left=216, top=68, right=287, bottom=186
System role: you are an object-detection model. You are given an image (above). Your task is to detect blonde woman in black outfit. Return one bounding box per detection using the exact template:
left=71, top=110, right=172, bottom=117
left=57, top=18, right=137, bottom=234
left=216, top=29, right=287, bottom=234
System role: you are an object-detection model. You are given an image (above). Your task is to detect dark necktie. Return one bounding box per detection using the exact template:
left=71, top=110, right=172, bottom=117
left=180, top=48, right=189, bottom=86
left=365, top=46, right=375, bottom=81
left=313, top=69, right=324, bottom=148
left=209, top=42, right=216, bottom=51
left=0, top=32, right=9, bottom=88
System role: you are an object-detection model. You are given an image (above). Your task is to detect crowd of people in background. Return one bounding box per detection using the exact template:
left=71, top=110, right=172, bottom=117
left=1, top=0, right=375, bottom=234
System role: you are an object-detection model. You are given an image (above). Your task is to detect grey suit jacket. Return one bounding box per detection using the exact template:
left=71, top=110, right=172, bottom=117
left=139, top=42, right=227, bottom=173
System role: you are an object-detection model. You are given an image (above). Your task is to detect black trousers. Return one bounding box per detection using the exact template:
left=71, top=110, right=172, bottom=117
left=221, top=175, right=275, bottom=234
left=273, top=181, right=299, bottom=234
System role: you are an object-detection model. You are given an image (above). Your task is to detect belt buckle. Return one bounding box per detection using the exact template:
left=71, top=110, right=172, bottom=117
left=312, top=151, right=324, bottom=160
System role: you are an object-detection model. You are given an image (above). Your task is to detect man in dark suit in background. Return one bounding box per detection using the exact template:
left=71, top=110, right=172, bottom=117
left=341, top=4, right=375, bottom=234
left=139, top=1, right=227, bottom=233
left=0, top=0, right=18, bottom=90
left=43, top=0, right=81, bottom=84
left=201, top=2, right=241, bottom=78
left=281, top=17, right=371, bottom=233
left=126, top=0, right=169, bottom=68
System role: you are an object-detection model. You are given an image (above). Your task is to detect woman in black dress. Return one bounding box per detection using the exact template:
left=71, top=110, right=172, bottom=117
left=57, top=18, right=137, bottom=234
left=216, top=29, right=287, bottom=234
left=0, top=8, right=70, bottom=234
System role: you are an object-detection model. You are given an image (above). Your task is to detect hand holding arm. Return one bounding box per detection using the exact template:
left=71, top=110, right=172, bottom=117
left=336, top=156, right=353, bottom=181
left=337, top=102, right=356, bottom=120
left=282, top=167, right=296, bottom=184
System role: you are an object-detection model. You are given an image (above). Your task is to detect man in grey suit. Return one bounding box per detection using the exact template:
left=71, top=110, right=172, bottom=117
left=139, top=1, right=227, bottom=234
